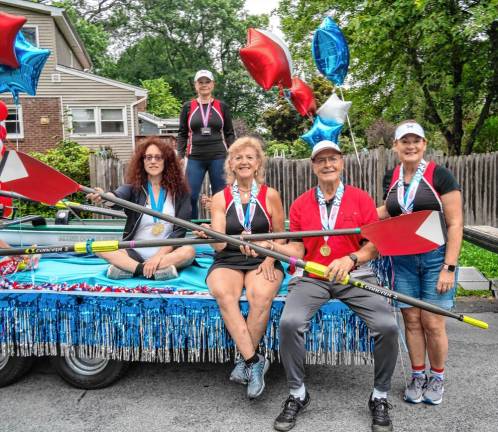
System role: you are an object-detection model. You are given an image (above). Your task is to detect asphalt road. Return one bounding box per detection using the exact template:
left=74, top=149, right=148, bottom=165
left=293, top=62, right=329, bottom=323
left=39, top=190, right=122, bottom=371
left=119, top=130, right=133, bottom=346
left=1, top=306, right=497, bottom=432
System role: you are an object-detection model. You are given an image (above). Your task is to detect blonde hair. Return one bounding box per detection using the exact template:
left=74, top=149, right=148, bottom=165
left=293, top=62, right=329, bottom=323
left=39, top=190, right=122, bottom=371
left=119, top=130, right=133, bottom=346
left=224, top=136, right=266, bottom=185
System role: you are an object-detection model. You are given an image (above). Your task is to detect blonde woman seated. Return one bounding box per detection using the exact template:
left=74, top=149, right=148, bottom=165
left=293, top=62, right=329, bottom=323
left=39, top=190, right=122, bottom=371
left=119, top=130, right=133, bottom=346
left=196, top=136, right=285, bottom=399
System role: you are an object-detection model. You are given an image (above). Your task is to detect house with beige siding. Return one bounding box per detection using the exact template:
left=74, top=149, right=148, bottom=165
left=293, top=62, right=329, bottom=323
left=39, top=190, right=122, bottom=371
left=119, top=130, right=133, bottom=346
left=0, top=0, right=147, bottom=161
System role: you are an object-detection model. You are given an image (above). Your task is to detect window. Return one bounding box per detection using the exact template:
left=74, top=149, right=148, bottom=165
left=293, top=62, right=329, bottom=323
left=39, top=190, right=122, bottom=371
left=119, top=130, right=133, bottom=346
left=21, top=26, right=38, bottom=46
left=101, top=108, right=125, bottom=134
left=5, top=106, right=24, bottom=139
left=70, top=107, right=126, bottom=137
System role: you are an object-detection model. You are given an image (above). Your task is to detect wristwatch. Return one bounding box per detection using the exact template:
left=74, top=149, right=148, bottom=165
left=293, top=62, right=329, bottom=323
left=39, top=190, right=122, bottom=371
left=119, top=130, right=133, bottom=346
left=348, top=253, right=359, bottom=267
left=442, top=263, right=456, bottom=272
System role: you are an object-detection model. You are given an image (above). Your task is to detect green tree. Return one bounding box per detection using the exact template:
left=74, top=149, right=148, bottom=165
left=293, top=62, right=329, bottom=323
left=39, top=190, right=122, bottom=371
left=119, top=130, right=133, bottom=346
left=141, top=78, right=181, bottom=118
left=51, top=0, right=119, bottom=74
left=16, top=140, right=90, bottom=217
left=278, top=0, right=498, bottom=155
left=107, top=0, right=270, bottom=126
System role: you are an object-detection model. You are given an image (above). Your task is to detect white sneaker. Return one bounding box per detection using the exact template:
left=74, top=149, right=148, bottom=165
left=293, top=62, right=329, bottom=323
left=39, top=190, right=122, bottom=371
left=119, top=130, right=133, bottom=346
left=154, top=265, right=179, bottom=281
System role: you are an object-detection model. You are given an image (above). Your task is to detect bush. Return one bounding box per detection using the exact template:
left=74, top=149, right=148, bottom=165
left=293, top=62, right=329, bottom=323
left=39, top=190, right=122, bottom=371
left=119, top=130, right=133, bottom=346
left=265, top=139, right=311, bottom=159
left=14, top=140, right=90, bottom=218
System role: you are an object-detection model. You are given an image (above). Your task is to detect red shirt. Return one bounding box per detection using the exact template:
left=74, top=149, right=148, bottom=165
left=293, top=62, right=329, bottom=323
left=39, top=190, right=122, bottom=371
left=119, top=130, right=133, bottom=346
left=289, top=185, right=378, bottom=274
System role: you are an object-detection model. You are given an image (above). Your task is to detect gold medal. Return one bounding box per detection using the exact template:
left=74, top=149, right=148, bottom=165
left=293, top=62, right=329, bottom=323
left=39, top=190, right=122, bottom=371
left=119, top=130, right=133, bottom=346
left=320, top=243, right=331, bottom=257
left=151, top=222, right=165, bottom=236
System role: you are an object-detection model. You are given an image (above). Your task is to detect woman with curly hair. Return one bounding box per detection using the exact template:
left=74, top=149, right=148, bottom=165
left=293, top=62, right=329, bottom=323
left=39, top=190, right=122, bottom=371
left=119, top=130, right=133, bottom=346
left=87, top=137, right=195, bottom=280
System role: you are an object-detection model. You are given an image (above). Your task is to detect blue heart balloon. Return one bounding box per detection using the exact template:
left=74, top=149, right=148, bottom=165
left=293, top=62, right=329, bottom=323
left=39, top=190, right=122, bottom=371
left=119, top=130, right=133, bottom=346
left=312, top=16, right=349, bottom=86
left=301, top=116, right=343, bottom=148
left=0, top=31, right=50, bottom=103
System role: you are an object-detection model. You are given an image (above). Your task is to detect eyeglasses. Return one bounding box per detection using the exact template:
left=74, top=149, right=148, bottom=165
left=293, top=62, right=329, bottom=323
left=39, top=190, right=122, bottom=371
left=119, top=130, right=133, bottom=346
left=143, top=154, right=163, bottom=162
left=312, top=156, right=342, bottom=166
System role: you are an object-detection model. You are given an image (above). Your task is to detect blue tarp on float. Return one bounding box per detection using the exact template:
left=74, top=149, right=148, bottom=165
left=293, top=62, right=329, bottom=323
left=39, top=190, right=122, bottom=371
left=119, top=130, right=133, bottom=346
left=0, top=247, right=375, bottom=365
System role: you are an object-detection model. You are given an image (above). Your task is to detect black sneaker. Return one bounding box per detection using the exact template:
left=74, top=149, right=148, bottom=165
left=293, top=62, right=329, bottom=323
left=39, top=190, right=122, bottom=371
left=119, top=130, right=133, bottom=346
left=368, top=393, right=393, bottom=432
left=273, top=392, right=311, bottom=432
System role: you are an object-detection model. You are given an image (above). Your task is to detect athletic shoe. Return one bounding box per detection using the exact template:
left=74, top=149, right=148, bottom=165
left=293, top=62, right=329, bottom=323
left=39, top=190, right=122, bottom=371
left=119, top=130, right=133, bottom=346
left=273, top=392, right=311, bottom=432
left=106, top=265, right=133, bottom=280
left=423, top=376, right=444, bottom=405
left=404, top=375, right=427, bottom=403
left=230, top=357, right=248, bottom=385
left=368, top=394, right=393, bottom=432
left=154, top=265, right=179, bottom=281
left=246, top=354, right=270, bottom=399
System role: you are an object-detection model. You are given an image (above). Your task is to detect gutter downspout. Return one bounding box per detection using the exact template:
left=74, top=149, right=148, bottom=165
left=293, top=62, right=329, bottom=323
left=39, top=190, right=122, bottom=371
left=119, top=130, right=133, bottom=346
left=130, top=96, right=147, bottom=151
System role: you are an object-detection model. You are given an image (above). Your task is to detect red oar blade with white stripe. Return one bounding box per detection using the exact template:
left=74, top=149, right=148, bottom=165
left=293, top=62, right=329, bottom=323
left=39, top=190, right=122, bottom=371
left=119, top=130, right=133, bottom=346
left=362, top=210, right=446, bottom=256
left=0, top=151, right=80, bottom=205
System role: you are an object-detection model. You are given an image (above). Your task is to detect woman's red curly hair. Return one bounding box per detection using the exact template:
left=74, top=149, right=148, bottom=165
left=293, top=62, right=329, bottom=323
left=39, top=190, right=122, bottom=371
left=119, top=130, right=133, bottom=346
left=126, top=137, right=189, bottom=196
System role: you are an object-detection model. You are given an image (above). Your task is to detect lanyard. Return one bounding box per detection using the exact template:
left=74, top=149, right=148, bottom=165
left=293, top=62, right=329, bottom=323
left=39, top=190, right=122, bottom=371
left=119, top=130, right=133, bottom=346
left=397, top=159, right=427, bottom=214
left=317, top=181, right=344, bottom=242
left=198, top=99, right=212, bottom=128
left=147, top=181, right=166, bottom=222
left=232, top=180, right=258, bottom=233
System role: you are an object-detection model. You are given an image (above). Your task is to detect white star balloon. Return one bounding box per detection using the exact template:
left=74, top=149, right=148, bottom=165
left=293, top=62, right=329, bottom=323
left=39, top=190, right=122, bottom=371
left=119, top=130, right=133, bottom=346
left=316, top=92, right=352, bottom=124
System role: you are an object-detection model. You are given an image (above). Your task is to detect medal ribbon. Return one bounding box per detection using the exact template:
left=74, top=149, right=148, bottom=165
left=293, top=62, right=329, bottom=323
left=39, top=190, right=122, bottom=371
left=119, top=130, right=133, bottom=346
left=147, top=181, right=166, bottom=223
left=396, top=159, right=427, bottom=214
left=317, top=182, right=344, bottom=244
left=198, top=99, right=212, bottom=128
left=232, top=180, right=258, bottom=233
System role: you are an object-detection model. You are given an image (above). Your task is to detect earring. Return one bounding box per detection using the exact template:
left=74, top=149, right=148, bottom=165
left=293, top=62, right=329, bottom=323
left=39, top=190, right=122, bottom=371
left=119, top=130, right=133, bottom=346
left=255, top=170, right=258, bottom=176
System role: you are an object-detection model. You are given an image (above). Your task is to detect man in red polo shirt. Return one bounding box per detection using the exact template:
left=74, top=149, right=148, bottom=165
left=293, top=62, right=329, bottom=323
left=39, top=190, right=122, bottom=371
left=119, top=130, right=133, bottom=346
left=267, top=140, right=398, bottom=432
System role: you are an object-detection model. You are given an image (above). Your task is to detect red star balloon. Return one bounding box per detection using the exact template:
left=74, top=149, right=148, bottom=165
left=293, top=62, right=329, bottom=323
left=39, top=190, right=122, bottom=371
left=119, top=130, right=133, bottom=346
left=0, top=12, right=27, bottom=69
left=0, top=100, right=8, bottom=121
left=240, top=28, right=293, bottom=91
left=290, top=77, right=317, bottom=117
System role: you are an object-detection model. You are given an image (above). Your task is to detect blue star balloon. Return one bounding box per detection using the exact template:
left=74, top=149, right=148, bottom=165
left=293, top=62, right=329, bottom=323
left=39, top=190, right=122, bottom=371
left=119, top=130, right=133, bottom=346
left=312, top=16, right=349, bottom=86
left=301, top=116, right=343, bottom=148
left=0, top=31, right=50, bottom=103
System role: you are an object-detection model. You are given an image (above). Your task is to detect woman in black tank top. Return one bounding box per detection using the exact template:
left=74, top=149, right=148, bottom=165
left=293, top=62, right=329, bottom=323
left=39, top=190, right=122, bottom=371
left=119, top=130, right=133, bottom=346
left=196, top=137, right=285, bottom=399
left=377, top=121, right=463, bottom=406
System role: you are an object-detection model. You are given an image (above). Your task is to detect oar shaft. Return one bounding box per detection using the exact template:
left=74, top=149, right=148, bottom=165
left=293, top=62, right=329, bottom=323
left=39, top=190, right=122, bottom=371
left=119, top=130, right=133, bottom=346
left=0, top=230, right=355, bottom=256
left=0, top=215, right=45, bottom=229
left=79, top=186, right=300, bottom=262
left=345, top=276, right=488, bottom=329
left=0, top=189, right=127, bottom=219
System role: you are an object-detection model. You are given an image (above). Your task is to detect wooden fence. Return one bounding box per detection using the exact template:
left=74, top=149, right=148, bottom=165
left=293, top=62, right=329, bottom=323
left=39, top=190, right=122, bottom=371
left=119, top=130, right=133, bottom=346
left=89, top=148, right=497, bottom=226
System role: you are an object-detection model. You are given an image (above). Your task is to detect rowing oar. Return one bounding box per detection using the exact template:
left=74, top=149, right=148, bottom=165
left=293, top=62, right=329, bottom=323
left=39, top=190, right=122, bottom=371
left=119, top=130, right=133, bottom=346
left=0, top=214, right=46, bottom=229
left=0, top=216, right=432, bottom=255
left=0, top=189, right=126, bottom=219
left=0, top=150, right=487, bottom=329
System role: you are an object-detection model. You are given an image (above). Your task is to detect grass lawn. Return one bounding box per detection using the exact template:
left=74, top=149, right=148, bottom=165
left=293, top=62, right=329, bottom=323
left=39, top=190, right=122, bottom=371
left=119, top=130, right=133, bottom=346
left=457, top=240, right=497, bottom=297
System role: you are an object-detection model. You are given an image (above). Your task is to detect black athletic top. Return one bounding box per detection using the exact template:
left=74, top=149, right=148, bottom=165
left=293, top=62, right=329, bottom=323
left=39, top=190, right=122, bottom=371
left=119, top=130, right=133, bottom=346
left=207, top=185, right=284, bottom=274
left=383, top=164, right=461, bottom=217
left=177, top=99, right=235, bottom=160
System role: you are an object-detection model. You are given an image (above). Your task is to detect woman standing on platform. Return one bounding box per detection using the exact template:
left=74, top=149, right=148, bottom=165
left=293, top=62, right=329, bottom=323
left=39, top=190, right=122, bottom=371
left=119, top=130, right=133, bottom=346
left=195, top=136, right=285, bottom=399
left=177, top=69, right=236, bottom=219
left=377, top=120, right=463, bottom=406
left=87, top=137, right=195, bottom=281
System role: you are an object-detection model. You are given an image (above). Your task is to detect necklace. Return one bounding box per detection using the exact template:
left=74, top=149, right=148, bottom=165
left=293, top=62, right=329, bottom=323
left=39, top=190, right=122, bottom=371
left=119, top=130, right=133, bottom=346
left=238, top=188, right=250, bottom=199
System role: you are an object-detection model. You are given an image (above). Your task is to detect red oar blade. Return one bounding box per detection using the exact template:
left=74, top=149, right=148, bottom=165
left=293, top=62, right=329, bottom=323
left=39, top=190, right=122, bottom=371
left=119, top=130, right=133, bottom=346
left=0, top=150, right=80, bottom=205
left=362, top=210, right=446, bottom=256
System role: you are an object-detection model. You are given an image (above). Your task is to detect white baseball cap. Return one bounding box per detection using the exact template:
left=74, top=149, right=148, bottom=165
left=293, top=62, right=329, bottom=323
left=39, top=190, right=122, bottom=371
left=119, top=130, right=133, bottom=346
left=194, top=70, right=214, bottom=82
left=394, top=122, right=425, bottom=140
left=311, top=140, right=342, bottom=159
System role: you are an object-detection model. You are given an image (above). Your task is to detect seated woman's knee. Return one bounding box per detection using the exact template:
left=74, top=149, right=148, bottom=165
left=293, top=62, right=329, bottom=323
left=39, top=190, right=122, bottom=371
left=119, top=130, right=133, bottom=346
left=248, top=292, right=273, bottom=312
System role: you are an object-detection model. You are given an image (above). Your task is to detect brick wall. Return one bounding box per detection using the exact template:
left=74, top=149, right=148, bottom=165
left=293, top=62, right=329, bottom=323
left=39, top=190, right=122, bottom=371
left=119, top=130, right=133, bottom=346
left=0, top=97, right=63, bottom=153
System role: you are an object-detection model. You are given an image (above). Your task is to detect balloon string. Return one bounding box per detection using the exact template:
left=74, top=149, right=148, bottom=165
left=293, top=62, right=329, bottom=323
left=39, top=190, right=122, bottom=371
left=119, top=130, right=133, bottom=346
left=339, top=87, right=362, bottom=178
